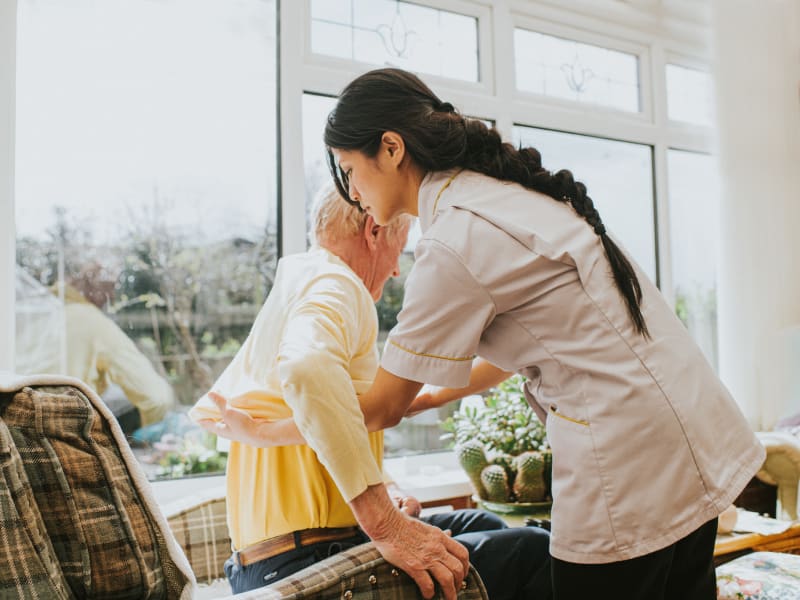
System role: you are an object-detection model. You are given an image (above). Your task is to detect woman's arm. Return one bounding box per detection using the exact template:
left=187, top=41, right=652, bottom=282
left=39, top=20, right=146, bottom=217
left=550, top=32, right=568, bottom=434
left=204, top=361, right=510, bottom=447
left=204, top=369, right=423, bottom=447
left=359, top=367, right=424, bottom=430
left=406, top=358, right=511, bottom=415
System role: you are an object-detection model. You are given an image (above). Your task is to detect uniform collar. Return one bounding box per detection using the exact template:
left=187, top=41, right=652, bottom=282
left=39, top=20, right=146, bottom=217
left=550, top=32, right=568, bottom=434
left=417, top=168, right=463, bottom=233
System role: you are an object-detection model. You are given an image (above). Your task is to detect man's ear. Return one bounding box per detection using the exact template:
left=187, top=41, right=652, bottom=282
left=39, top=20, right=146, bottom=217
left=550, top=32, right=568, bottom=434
left=380, top=131, right=406, bottom=168
left=363, top=214, right=381, bottom=250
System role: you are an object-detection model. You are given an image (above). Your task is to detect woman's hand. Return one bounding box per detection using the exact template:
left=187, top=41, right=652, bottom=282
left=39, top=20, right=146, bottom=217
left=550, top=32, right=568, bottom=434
left=197, top=392, right=306, bottom=448
left=406, top=385, right=445, bottom=416
left=196, top=392, right=267, bottom=446
left=387, top=483, right=422, bottom=518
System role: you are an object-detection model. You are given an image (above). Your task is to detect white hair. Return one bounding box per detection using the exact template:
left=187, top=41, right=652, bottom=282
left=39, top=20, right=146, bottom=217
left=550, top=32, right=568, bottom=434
left=309, top=184, right=413, bottom=246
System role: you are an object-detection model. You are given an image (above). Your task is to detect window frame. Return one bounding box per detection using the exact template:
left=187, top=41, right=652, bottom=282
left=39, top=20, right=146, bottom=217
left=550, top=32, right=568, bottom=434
left=511, top=15, right=654, bottom=121
left=303, top=0, right=495, bottom=95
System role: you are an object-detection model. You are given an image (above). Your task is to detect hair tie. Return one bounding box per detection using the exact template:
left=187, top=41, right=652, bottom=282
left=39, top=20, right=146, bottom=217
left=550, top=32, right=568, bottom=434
left=595, top=223, right=606, bottom=236
left=437, top=101, right=455, bottom=113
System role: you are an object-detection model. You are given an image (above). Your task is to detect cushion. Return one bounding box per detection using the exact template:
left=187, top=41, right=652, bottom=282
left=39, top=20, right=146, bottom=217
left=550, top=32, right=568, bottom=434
left=166, top=495, right=230, bottom=584
left=717, top=551, right=800, bottom=599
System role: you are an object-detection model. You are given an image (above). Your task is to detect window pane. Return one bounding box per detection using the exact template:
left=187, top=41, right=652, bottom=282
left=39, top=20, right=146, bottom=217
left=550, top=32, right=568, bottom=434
left=666, top=64, right=714, bottom=126
left=311, top=0, right=479, bottom=82
left=513, top=126, right=657, bottom=280
left=667, top=149, right=719, bottom=369
left=514, top=28, right=640, bottom=112
left=14, top=0, right=278, bottom=480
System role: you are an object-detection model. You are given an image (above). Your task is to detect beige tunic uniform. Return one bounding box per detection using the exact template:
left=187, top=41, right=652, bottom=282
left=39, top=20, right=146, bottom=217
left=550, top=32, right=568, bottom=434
left=382, top=169, right=765, bottom=564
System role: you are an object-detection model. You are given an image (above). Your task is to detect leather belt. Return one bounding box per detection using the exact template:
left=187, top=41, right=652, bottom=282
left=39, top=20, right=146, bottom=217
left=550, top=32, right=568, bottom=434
left=237, top=526, right=362, bottom=566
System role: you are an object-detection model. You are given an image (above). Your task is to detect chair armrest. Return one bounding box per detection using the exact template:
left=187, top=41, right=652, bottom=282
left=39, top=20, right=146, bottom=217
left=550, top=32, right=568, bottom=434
left=219, top=542, right=488, bottom=600
left=755, top=431, right=800, bottom=519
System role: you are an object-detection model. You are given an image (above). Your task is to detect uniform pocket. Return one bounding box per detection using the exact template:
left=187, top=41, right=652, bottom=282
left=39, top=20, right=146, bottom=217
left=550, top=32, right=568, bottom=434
left=549, top=405, right=589, bottom=427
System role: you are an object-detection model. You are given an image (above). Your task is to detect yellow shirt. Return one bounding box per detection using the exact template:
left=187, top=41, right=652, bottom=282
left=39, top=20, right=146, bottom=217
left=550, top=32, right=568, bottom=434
left=189, top=248, right=384, bottom=550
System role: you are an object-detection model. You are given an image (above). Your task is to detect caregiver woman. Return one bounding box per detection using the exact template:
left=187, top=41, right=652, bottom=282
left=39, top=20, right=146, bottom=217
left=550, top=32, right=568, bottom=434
left=217, top=67, right=763, bottom=600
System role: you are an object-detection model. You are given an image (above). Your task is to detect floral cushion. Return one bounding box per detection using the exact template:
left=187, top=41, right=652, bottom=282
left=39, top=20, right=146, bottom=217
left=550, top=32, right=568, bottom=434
left=717, top=551, right=800, bottom=599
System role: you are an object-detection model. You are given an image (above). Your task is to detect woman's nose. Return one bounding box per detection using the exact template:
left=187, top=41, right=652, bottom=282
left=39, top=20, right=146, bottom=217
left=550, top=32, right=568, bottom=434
left=348, top=179, right=360, bottom=202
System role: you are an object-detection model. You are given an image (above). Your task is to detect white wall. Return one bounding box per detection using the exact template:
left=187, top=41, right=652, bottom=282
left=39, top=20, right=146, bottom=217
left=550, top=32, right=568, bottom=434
left=713, top=0, right=800, bottom=428
left=0, top=0, right=16, bottom=371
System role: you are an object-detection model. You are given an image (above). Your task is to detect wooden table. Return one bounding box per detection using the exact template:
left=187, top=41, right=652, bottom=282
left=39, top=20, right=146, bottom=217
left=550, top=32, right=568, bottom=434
left=714, top=522, right=800, bottom=565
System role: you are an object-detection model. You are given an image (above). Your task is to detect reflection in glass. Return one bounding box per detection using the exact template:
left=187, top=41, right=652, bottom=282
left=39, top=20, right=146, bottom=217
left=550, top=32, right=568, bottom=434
left=666, top=64, right=714, bottom=126
left=311, top=0, right=479, bottom=82
left=514, top=126, right=656, bottom=281
left=667, top=149, right=720, bottom=368
left=15, top=0, right=278, bottom=479
left=514, top=28, right=640, bottom=112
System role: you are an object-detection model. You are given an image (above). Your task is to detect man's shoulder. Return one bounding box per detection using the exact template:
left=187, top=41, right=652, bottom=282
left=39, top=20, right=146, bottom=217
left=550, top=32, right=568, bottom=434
left=283, top=250, right=370, bottom=300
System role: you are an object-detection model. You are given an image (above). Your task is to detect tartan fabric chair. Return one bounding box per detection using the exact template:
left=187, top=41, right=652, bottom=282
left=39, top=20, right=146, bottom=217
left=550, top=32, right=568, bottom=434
left=0, top=374, right=195, bottom=600
left=165, top=491, right=490, bottom=599
left=166, top=493, right=230, bottom=584
left=220, top=542, right=489, bottom=600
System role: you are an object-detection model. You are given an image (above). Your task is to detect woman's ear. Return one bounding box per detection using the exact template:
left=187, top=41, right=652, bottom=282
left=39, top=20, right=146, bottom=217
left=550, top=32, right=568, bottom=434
left=363, top=214, right=381, bottom=250
left=381, top=131, right=406, bottom=167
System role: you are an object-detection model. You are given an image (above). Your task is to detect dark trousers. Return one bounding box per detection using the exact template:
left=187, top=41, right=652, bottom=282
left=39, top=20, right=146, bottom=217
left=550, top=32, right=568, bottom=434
left=225, top=509, right=552, bottom=600
left=551, top=517, right=718, bottom=600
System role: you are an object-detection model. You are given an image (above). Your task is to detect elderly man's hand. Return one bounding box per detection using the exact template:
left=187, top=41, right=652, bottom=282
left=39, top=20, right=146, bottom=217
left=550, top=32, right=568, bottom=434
left=374, top=514, right=469, bottom=600
left=351, top=485, right=470, bottom=600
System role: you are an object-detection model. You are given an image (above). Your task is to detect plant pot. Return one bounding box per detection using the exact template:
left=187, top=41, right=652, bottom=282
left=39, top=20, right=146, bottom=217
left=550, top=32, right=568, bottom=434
left=473, top=496, right=551, bottom=517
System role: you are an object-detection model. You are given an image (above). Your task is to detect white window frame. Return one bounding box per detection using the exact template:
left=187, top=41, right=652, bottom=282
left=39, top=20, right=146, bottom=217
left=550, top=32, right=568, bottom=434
left=510, top=15, right=654, bottom=123
left=0, top=0, right=16, bottom=372
left=282, top=0, right=714, bottom=303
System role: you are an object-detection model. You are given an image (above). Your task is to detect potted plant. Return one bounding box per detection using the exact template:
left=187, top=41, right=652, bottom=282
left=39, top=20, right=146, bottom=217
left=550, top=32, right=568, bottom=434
left=441, top=375, right=552, bottom=514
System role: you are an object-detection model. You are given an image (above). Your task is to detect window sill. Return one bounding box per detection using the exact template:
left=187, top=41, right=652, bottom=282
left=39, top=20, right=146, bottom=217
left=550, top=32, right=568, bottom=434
left=150, top=450, right=471, bottom=508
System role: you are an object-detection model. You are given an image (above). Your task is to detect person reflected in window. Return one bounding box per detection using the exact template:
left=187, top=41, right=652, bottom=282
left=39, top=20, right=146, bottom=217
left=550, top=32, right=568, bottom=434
left=15, top=267, right=173, bottom=431
left=191, top=186, right=551, bottom=600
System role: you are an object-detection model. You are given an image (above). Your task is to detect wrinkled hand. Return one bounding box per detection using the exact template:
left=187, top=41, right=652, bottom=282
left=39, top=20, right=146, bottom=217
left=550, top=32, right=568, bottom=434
left=372, top=513, right=469, bottom=600
left=197, top=392, right=270, bottom=447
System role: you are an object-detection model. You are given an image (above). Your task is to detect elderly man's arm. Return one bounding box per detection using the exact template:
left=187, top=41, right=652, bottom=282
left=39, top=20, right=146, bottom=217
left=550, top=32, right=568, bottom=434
left=404, top=358, right=512, bottom=417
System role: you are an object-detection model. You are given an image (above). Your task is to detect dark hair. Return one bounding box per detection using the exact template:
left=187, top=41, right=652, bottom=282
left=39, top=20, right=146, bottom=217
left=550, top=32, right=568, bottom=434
left=324, top=68, right=649, bottom=338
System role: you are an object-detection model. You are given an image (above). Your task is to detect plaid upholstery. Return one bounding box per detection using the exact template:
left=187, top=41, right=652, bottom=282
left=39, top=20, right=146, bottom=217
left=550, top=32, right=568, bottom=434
left=166, top=495, right=230, bottom=584
left=222, top=542, right=488, bottom=600
left=0, top=378, right=194, bottom=600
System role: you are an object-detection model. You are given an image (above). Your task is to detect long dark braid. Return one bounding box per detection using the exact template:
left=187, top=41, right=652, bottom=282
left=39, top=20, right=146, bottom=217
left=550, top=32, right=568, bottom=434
left=325, top=68, right=649, bottom=337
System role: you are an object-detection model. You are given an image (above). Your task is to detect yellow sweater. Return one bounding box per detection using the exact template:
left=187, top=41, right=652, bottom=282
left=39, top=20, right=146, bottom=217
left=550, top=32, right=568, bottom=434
left=189, top=248, right=384, bottom=550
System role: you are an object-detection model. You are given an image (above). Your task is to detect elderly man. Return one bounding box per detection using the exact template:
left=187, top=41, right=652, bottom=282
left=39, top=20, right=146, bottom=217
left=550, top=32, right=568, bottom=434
left=191, top=187, right=551, bottom=600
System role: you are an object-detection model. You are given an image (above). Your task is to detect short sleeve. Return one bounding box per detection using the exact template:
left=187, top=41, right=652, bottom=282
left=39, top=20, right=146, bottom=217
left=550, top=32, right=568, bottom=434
left=381, top=238, right=495, bottom=388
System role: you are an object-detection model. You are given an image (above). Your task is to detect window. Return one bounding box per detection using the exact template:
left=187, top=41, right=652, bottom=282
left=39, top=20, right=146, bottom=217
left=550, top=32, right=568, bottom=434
left=666, top=64, right=714, bottom=126
left=15, top=0, right=278, bottom=479
left=514, top=28, right=641, bottom=112
left=667, top=149, right=720, bottom=368
left=513, top=126, right=657, bottom=281
left=9, top=0, right=718, bottom=472
left=310, top=0, right=480, bottom=82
